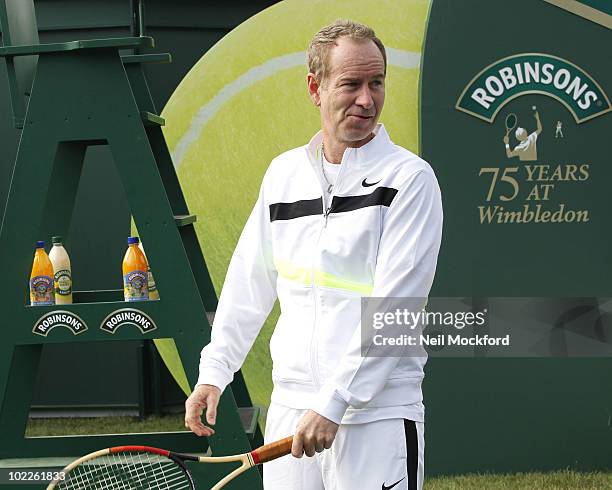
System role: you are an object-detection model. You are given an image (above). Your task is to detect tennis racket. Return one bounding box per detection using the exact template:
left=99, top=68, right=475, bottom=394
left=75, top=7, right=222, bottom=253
left=504, top=112, right=517, bottom=137
left=47, top=435, right=294, bottom=490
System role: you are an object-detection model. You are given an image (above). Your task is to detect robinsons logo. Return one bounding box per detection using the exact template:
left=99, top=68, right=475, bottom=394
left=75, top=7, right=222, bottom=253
left=455, top=52, right=609, bottom=226
left=456, top=53, right=610, bottom=123
left=33, top=311, right=88, bottom=336
left=101, top=308, right=157, bottom=334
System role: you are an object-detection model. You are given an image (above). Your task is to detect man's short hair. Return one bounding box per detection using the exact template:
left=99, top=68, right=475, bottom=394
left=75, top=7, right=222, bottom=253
left=307, top=19, right=387, bottom=83
left=515, top=127, right=527, bottom=140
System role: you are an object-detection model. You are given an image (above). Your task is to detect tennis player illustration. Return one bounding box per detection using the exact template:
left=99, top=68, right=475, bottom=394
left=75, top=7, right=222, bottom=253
left=555, top=120, right=564, bottom=138
left=503, top=109, right=542, bottom=161
left=185, top=19, right=443, bottom=490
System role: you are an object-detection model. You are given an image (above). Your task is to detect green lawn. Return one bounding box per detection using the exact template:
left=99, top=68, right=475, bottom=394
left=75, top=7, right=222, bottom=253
left=26, top=415, right=186, bottom=437
left=425, top=470, right=612, bottom=489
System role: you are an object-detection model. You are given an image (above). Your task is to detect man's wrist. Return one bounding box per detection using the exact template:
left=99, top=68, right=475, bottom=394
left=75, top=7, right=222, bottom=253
left=195, top=383, right=221, bottom=392
left=196, top=364, right=233, bottom=394
left=310, top=385, right=349, bottom=425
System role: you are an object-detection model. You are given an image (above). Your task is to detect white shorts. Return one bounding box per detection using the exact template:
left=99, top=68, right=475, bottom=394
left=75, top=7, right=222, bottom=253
left=263, top=402, right=425, bottom=490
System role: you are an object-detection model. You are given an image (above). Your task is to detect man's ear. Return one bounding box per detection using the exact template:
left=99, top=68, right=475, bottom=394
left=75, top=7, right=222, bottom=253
left=307, top=73, right=321, bottom=107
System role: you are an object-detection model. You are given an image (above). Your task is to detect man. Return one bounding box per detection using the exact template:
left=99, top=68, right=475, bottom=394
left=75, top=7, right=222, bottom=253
left=504, top=110, right=542, bottom=161
left=185, top=20, right=443, bottom=490
left=555, top=120, right=563, bottom=138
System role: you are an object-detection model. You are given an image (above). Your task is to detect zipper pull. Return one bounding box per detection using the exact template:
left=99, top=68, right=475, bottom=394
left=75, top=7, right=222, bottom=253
left=324, top=206, right=331, bottom=226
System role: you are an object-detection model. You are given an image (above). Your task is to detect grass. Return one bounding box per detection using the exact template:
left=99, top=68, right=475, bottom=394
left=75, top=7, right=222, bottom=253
left=425, top=470, right=612, bottom=489
left=26, top=415, right=186, bottom=437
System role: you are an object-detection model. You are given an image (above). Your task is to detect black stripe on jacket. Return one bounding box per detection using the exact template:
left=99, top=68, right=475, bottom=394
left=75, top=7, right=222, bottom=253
left=269, top=197, right=322, bottom=221
left=269, top=187, right=398, bottom=222
left=331, top=186, right=397, bottom=214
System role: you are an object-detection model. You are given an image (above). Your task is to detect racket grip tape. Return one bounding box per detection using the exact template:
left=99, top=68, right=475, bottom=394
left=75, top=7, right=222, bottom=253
left=250, top=435, right=293, bottom=465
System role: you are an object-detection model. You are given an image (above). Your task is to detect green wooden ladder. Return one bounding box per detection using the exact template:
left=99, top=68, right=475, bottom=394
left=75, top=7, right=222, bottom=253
left=0, top=0, right=263, bottom=488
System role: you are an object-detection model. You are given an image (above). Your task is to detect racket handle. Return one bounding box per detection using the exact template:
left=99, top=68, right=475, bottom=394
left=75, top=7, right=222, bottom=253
left=250, top=435, right=294, bottom=465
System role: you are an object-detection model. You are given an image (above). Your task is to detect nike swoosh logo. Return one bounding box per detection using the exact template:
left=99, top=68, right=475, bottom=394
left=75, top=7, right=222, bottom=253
left=362, top=178, right=382, bottom=187
left=382, top=476, right=406, bottom=490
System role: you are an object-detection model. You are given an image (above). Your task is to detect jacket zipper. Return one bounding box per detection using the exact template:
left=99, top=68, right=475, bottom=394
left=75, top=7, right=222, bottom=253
left=307, top=147, right=349, bottom=387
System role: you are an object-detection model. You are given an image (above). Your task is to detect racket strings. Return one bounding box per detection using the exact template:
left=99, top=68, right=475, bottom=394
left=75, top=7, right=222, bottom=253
left=57, top=451, right=192, bottom=489
left=505, top=113, right=517, bottom=134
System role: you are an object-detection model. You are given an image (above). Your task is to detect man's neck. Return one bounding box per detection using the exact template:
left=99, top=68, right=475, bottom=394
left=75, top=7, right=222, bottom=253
left=322, top=132, right=375, bottom=164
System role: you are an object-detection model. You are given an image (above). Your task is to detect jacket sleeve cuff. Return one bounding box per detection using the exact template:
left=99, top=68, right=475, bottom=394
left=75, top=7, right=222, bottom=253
left=196, top=362, right=234, bottom=394
left=310, top=385, right=350, bottom=425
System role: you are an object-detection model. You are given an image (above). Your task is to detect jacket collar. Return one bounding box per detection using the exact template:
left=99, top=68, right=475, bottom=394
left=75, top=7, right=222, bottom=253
left=307, top=123, right=392, bottom=166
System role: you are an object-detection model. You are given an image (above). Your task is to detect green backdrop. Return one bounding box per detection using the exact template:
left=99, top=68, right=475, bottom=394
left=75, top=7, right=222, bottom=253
left=422, top=0, right=611, bottom=474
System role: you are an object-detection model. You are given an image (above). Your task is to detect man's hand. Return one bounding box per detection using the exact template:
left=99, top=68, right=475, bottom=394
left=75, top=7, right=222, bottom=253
left=184, top=384, right=221, bottom=437
left=534, top=111, right=542, bottom=135
left=503, top=135, right=509, bottom=144
left=292, top=410, right=339, bottom=458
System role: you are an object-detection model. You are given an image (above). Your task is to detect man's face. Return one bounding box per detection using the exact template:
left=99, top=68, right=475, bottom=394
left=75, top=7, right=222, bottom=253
left=311, top=37, right=385, bottom=146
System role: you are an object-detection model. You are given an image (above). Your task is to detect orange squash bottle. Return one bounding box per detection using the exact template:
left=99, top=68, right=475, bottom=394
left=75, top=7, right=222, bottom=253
left=123, top=236, right=149, bottom=302
left=30, top=241, right=55, bottom=306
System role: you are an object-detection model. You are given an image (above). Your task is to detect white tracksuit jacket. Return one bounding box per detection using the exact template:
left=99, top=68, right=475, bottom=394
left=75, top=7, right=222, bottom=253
left=197, top=124, right=443, bottom=425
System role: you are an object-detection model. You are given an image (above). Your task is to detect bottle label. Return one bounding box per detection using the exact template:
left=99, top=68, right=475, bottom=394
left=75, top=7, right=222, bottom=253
left=147, top=269, right=157, bottom=293
left=123, top=270, right=149, bottom=301
left=30, top=276, right=55, bottom=305
left=54, top=270, right=72, bottom=296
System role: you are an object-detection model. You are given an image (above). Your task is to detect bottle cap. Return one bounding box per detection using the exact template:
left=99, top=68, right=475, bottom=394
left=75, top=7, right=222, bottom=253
left=127, top=236, right=140, bottom=245
left=36, top=240, right=45, bottom=248
left=52, top=235, right=62, bottom=244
